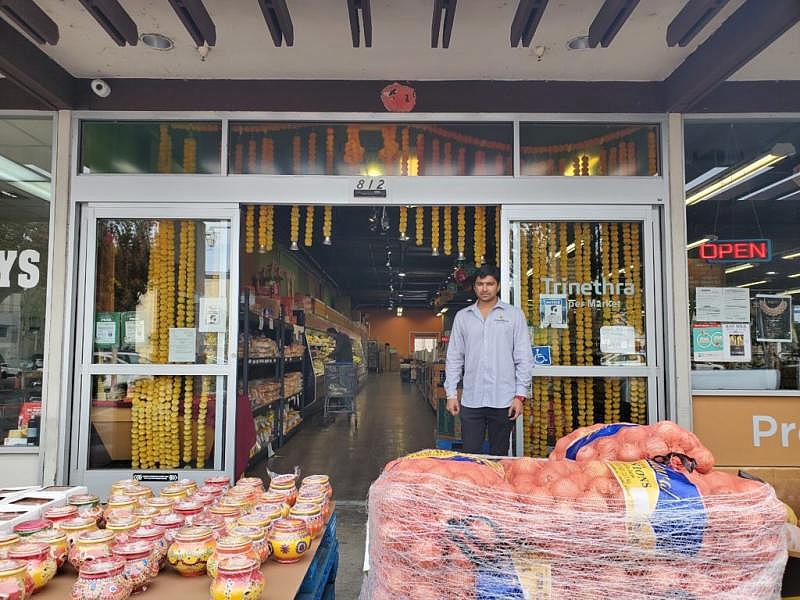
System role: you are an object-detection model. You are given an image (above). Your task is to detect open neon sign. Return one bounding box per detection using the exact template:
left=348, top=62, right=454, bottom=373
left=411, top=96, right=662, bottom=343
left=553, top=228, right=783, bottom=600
left=699, top=239, right=772, bottom=263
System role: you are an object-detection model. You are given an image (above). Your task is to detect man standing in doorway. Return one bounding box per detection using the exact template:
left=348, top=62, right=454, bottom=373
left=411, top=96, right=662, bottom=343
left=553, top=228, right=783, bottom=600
left=327, top=327, right=353, bottom=363
left=444, top=265, right=533, bottom=455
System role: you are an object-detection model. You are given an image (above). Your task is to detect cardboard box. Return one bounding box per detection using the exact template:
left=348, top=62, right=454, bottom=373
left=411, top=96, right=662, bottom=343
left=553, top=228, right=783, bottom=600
left=718, top=466, right=800, bottom=516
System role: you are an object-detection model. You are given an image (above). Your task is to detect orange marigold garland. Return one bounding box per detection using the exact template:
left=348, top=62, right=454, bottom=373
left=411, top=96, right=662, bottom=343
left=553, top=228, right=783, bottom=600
left=292, top=135, right=302, bottom=174
left=258, top=205, right=268, bottom=253
left=289, top=206, right=300, bottom=251
left=248, top=140, right=257, bottom=173
left=308, top=131, right=318, bottom=171
left=399, top=206, right=409, bottom=241
left=432, top=139, right=441, bottom=175
left=304, top=206, right=314, bottom=247
left=647, top=130, right=658, bottom=176
left=415, top=133, right=425, bottom=176
left=444, top=142, right=453, bottom=174
left=443, top=206, right=452, bottom=255
left=494, top=206, right=501, bottom=266
left=183, top=137, right=197, bottom=174
left=457, top=205, right=466, bottom=261
left=234, top=143, right=244, bottom=174
left=326, top=127, right=335, bottom=174
left=245, top=206, right=255, bottom=254
left=323, top=205, right=332, bottom=245
left=457, top=147, right=466, bottom=176
left=261, top=137, right=274, bottom=173
left=344, top=125, right=364, bottom=169
left=431, top=206, right=440, bottom=256
left=415, top=206, right=424, bottom=246
left=378, top=126, right=399, bottom=173
left=401, top=127, right=410, bottom=176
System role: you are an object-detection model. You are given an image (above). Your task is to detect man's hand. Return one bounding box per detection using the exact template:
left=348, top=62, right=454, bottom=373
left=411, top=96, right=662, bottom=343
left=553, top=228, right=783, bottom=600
left=446, top=396, right=460, bottom=416
left=508, top=396, right=524, bottom=420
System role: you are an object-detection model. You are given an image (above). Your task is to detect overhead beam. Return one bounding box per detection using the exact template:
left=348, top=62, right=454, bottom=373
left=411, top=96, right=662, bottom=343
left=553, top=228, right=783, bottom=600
left=168, top=0, right=216, bottom=47
left=510, top=0, right=548, bottom=48
left=588, top=0, right=640, bottom=48
left=664, top=0, right=800, bottom=112
left=431, top=0, right=457, bottom=48
left=258, top=0, right=293, bottom=47
left=0, top=0, right=59, bottom=45
left=346, top=0, right=372, bottom=48
left=666, top=0, right=729, bottom=47
left=0, top=17, right=76, bottom=108
left=77, top=0, right=138, bottom=46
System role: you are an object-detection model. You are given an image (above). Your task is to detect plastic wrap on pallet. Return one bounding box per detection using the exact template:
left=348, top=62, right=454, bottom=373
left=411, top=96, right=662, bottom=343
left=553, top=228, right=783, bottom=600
left=360, top=450, right=788, bottom=600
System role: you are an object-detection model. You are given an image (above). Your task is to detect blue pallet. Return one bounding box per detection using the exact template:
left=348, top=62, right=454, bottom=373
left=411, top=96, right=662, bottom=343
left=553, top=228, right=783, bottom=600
left=296, top=540, right=339, bottom=600
left=435, top=438, right=491, bottom=453
left=321, top=512, right=337, bottom=546
left=321, top=582, right=335, bottom=600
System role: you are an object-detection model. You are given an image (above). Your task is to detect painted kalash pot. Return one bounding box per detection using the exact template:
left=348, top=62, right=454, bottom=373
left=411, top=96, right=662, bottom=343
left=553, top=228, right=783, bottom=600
left=57, top=516, right=98, bottom=548
left=288, top=503, right=324, bottom=539
left=7, top=542, right=56, bottom=592
left=69, top=558, right=132, bottom=600
left=128, top=525, right=168, bottom=570
left=67, top=494, right=103, bottom=526
left=301, top=475, right=333, bottom=500
left=0, top=559, right=34, bottom=600
left=206, top=535, right=258, bottom=579
left=0, top=533, right=20, bottom=559
left=68, top=529, right=115, bottom=569
left=267, top=474, right=298, bottom=507
left=167, top=526, right=215, bottom=576
left=41, top=505, right=78, bottom=529
left=29, top=529, right=68, bottom=571
left=209, top=557, right=264, bottom=600
left=267, top=518, right=311, bottom=564
left=112, top=541, right=158, bottom=594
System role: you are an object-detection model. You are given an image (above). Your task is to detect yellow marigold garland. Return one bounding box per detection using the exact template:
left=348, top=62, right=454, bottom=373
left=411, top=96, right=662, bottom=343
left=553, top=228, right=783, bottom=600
left=344, top=126, right=364, bottom=168
left=456, top=206, right=466, bottom=260
left=258, top=206, right=268, bottom=253
left=245, top=206, right=255, bottom=254
left=399, top=206, right=409, bottom=241
left=431, top=206, right=440, bottom=255
left=196, top=376, right=210, bottom=468
left=290, top=206, right=300, bottom=250
left=401, top=128, right=410, bottom=176
left=158, top=125, right=172, bottom=173
left=415, top=206, right=424, bottom=246
left=183, top=138, right=197, bottom=174
left=494, top=206, right=501, bottom=266
left=322, top=205, right=332, bottom=245
left=443, top=206, right=452, bottom=255
left=415, top=133, right=425, bottom=176
left=304, top=206, right=314, bottom=247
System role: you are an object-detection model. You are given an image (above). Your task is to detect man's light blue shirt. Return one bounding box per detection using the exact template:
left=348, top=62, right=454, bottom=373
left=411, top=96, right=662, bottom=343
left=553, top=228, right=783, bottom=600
left=444, top=299, right=534, bottom=409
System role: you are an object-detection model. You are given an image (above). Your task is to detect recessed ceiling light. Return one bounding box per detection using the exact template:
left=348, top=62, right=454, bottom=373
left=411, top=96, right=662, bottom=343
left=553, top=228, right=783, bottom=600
left=397, top=272, right=406, bottom=277
left=567, top=35, right=590, bottom=50
left=141, top=33, right=174, bottom=51
left=765, top=271, right=778, bottom=275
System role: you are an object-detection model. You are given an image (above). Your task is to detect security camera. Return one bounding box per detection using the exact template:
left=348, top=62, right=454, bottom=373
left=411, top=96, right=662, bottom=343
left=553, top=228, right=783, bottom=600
left=90, top=79, right=111, bottom=98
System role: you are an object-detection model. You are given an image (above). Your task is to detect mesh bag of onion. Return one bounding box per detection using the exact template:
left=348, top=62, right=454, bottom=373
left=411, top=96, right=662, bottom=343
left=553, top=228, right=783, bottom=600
left=360, top=448, right=788, bottom=600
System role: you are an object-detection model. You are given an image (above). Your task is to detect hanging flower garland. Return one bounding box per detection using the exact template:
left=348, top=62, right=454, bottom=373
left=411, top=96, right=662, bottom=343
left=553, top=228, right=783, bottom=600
left=457, top=147, right=466, bottom=176
left=559, top=223, right=572, bottom=435
left=196, top=376, right=210, bottom=468
left=518, top=225, right=531, bottom=455
left=494, top=206, right=501, bottom=266
left=431, top=206, right=440, bottom=256
left=248, top=140, right=257, bottom=173
left=415, top=206, right=424, bottom=246
left=581, top=155, right=589, bottom=176
left=572, top=156, right=580, bottom=176
left=258, top=206, right=268, bottom=253
left=326, top=127, right=335, bottom=175
left=609, top=147, right=618, bottom=176
left=234, top=143, right=244, bottom=174
left=432, top=139, right=440, bottom=175
left=548, top=224, right=563, bottom=441
left=261, top=137, right=274, bottom=172
left=473, top=207, right=486, bottom=265
left=290, top=206, right=300, bottom=250
left=618, top=142, right=627, bottom=176
left=399, top=206, right=409, bottom=241
left=444, top=143, right=453, bottom=174
left=630, top=224, right=645, bottom=422
left=183, top=138, right=197, bottom=174
left=415, top=133, right=425, bottom=176
left=245, top=206, right=255, bottom=254
left=344, top=126, right=365, bottom=169
left=378, top=126, right=399, bottom=173
left=401, top=128, right=410, bottom=176
left=609, top=223, right=621, bottom=422
left=158, top=125, right=172, bottom=173
left=456, top=206, right=466, bottom=260
left=627, top=141, right=636, bottom=175
left=474, top=151, right=485, bottom=176
left=601, top=223, right=614, bottom=424
left=304, top=206, right=314, bottom=247
left=647, top=131, right=658, bottom=176
left=443, top=206, right=452, bottom=255
left=182, top=375, right=193, bottom=465
left=322, top=205, right=332, bottom=245
left=599, top=149, right=608, bottom=176
left=292, top=135, right=302, bottom=173
left=622, top=222, right=635, bottom=423
left=308, top=132, right=318, bottom=171
left=130, top=381, right=141, bottom=468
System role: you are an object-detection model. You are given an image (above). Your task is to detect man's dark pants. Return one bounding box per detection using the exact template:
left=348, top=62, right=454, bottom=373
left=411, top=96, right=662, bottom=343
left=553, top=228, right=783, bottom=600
left=460, top=406, right=513, bottom=456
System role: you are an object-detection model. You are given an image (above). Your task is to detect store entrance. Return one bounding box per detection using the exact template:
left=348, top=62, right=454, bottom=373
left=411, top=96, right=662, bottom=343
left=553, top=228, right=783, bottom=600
left=238, top=203, right=500, bottom=499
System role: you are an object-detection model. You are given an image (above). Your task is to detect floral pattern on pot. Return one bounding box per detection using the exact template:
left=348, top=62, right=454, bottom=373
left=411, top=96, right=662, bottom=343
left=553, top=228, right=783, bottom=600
left=209, top=556, right=264, bottom=600
left=112, top=541, right=158, bottom=593
left=0, top=559, right=33, bottom=600
left=29, top=530, right=68, bottom=571
left=267, top=518, right=311, bottom=564
left=70, top=558, right=132, bottom=600
left=8, top=542, right=56, bottom=592
left=167, top=526, right=215, bottom=577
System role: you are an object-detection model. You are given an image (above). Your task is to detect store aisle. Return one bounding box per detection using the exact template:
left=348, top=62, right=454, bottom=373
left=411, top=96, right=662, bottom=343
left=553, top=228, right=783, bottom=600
left=249, top=372, right=435, bottom=501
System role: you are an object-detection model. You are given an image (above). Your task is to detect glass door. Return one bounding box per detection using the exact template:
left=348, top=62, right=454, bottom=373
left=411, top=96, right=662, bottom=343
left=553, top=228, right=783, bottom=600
left=71, top=204, right=239, bottom=491
left=503, top=206, right=663, bottom=457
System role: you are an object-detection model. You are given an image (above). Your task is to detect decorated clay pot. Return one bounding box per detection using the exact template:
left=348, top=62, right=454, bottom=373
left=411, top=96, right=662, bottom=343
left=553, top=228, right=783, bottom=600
left=296, top=489, right=331, bottom=522
left=109, top=479, right=139, bottom=496
left=0, top=559, right=33, bottom=600
left=257, top=492, right=290, bottom=517
left=192, top=513, right=227, bottom=540
left=206, top=535, right=258, bottom=579
left=167, top=526, right=215, bottom=576
left=237, top=513, right=272, bottom=532
left=112, top=541, right=158, bottom=594
left=173, top=500, right=204, bottom=525
left=68, top=529, right=115, bottom=569
left=289, top=503, right=324, bottom=540
left=192, top=492, right=216, bottom=509
left=176, top=479, right=198, bottom=496
left=144, top=497, right=174, bottom=515
left=42, top=505, right=79, bottom=528
left=105, top=513, right=141, bottom=544
left=152, top=513, right=185, bottom=544
left=57, top=516, right=98, bottom=548
left=208, top=504, right=243, bottom=532
left=128, top=525, right=167, bottom=570
left=204, top=476, right=230, bottom=491
left=229, top=526, right=269, bottom=564
left=105, top=495, right=137, bottom=520
left=0, top=534, right=20, bottom=559
left=224, top=488, right=256, bottom=513
left=70, top=558, right=132, bottom=600
left=8, top=542, right=56, bottom=592
left=236, top=477, right=265, bottom=494
left=197, top=485, right=225, bottom=501
left=301, top=475, right=333, bottom=499
left=119, top=485, right=152, bottom=507
left=131, top=506, right=159, bottom=525
left=13, top=520, right=52, bottom=538
left=158, top=485, right=188, bottom=503
left=268, top=474, right=298, bottom=506
left=251, top=504, right=282, bottom=528
left=67, top=495, right=103, bottom=526
left=267, top=518, right=310, bottom=564
left=209, top=557, right=264, bottom=600
left=29, top=530, right=68, bottom=571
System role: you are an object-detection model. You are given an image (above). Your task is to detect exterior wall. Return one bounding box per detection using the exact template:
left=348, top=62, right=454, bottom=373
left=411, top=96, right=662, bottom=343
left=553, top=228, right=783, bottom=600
left=366, top=309, right=442, bottom=358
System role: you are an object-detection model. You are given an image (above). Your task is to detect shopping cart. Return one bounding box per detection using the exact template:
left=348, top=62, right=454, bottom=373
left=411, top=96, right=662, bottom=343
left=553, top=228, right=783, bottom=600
left=323, top=362, right=358, bottom=427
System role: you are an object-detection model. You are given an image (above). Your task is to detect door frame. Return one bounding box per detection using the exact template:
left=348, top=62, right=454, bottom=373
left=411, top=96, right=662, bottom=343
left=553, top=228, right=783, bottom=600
left=501, top=204, right=665, bottom=456
left=69, top=203, right=240, bottom=491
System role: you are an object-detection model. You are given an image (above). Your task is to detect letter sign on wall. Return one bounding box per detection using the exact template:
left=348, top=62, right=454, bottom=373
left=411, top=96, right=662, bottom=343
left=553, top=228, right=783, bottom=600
left=699, top=239, right=772, bottom=263
left=0, top=250, right=41, bottom=289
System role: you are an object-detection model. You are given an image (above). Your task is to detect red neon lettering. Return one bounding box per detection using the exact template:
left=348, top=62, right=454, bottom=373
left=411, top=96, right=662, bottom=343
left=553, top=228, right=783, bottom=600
left=716, top=243, right=734, bottom=258
left=699, top=244, right=716, bottom=259
left=750, top=242, right=767, bottom=259
left=733, top=243, right=750, bottom=258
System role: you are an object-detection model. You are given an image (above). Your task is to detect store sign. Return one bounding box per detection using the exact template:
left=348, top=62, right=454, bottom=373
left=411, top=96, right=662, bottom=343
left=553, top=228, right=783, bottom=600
left=699, top=239, right=771, bottom=263
left=0, top=250, right=40, bottom=288
left=353, top=177, right=387, bottom=198
left=541, top=276, right=634, bottom=308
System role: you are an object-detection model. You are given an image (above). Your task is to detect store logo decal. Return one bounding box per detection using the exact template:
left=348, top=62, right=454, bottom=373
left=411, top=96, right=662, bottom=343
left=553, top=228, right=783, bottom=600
left=541, top=277, right=634, bottom=296
left=0, top=250, right=40, bottom=289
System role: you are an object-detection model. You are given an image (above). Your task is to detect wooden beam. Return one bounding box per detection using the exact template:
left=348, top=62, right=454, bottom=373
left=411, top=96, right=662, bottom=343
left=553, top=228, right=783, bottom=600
left=510, top=0, right=549, bottom=48
left=0, top=78, right=50, bottom=109
left=588, top=0, right=640, bottom=48
left=0, top=0, right=59, bottom=45
left=0, top=18, right=76, bottom=108
left=346, top=0, right=372, bottom=48
left=258, top=0, right=293, bottom=47
left=664, top=0, right=800, bottom=112
left=666, top=0, right=729, bottom=47
left=168, top=0, right=216, bottom=47
left=691, top=81, right=800, bottom=114
left=77, top=0, right=137, bottom=46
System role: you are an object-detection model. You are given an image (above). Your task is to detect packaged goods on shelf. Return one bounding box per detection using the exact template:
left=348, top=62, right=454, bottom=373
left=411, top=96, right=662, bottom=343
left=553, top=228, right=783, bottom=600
left=363, top=445, right=788, bottom=600
left=238, top=336, right=278, bottom=359
left=284, top=342, right=305, bottom=359
left=248, top=379, right=280, bottom=408
left=251, top=413, right=277, bottom=455
left=284, top=372, right=303, bottom=397
left=283, top=409, right=302, bottom=434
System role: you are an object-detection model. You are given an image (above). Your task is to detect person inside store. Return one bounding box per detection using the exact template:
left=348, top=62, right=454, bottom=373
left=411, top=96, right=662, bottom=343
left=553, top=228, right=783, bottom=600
left=444, top=265, right=534, bottom=456
left=326, top=327, right=354, bottom=363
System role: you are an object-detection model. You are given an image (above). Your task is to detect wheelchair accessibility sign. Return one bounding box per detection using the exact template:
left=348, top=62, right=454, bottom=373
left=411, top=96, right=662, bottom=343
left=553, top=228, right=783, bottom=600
left=532, top=346, right=552, bottom=366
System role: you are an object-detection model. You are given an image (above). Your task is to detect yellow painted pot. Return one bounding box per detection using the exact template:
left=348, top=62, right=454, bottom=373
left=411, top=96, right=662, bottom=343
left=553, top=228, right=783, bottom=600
left=0, top=558, right=33, bottom=600
left=209, top=557, right=264, bottom=600
left=57, top=516, right=98, bottom=548
left=0, top=534, right=20, bottom=559
left=68, top=530, right=115, bottom=570
left=29, top=530, right=68, bottom=571
left=167, top=526, right=215, bottom=577
left=267, top=518, right=311, bottom=564
left=206, top=535, right=258, bottom=579
left=8, top=542, right=56, bottom=592
left=289, top=503, right=325, bottom=540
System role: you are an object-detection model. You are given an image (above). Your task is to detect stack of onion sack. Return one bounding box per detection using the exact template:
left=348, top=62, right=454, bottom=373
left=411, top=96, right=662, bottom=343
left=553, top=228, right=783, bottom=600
left=549, top=421, right=716, bottom=473
left=360, top=449, right=788, bottom=600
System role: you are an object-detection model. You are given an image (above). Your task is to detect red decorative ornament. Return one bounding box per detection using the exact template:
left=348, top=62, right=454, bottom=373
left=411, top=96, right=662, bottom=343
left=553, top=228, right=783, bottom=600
left=380, top=82, right=416, bottom=112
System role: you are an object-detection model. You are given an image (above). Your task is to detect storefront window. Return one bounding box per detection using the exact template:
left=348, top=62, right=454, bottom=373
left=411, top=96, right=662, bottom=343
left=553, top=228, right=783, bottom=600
left=228, top=122, right=513, bottom=175
left=519, top=123, right=660, bottom=176
left=93, top=219, right=231, bottom=365
left=80, top=121, right=222, bottom=174
left=685, top=119, right=800, bottom=391
left=0, top=116, right=52, bottom=448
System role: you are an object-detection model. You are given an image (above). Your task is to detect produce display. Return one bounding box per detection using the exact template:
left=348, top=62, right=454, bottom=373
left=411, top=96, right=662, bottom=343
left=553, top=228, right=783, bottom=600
left=362, top=423, right=790, bottom=600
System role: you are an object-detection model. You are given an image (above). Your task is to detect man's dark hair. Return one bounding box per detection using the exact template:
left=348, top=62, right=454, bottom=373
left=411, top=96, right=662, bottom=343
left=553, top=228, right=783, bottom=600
left=326, top=327, right=338, bottom=335
left=474, top=264, right=501, bottom=283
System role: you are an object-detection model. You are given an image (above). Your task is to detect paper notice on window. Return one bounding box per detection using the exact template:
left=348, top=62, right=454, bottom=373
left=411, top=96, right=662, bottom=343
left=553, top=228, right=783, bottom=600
left=199, top=297, right=227, bottom=333
left=692, top=323, right=723, bottom=362
left=539, top=295, right=568, bottom=329
left=600, top=326, right=636, bottom=354
left=722, top=323, right=751, bottom=362
left=695, top=287, right=750, bottom=322
left=168, top=328, right=197, bottom=363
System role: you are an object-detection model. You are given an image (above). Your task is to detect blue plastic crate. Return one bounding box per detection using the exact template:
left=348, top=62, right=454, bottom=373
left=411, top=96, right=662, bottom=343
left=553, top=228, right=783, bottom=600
left=321, top=512, right=337, bottom=546
left=297, top=540, right=339, bottom=600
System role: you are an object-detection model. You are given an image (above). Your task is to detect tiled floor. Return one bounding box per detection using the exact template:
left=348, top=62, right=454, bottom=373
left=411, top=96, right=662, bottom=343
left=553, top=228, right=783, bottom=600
left=248, top=372, right=436, bottom=597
